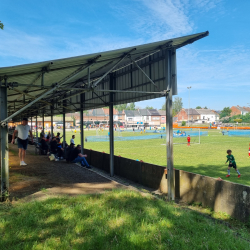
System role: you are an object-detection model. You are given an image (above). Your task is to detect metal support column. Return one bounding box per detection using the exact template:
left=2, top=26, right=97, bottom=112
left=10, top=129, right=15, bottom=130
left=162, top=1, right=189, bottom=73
left=51, top=105, right=53, bottom=137
left=63, top=99, right=66, bottom=148
left=31, top=117, right=33, bottom=136
left=80, top=94, right=84, bottom=154
left=36, top=115, right=38, bottom=142
left=166, top=49, right=176, bottom=201
left=0, top=85, right=9, bottom=200
left=109, top=73, right=115, bottom=177
left=42, top=112, right=44, bottom=131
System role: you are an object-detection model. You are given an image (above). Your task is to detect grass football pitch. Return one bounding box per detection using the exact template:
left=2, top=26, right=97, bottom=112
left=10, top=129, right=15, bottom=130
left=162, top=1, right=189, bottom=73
left=50, top=128, right=250, bottom=186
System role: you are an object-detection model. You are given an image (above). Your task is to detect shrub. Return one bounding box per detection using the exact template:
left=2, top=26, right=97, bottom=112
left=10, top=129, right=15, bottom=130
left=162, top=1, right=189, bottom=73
left=181, top=121, right=186, bottom=126
left=234, top=119, right=242, bottom=123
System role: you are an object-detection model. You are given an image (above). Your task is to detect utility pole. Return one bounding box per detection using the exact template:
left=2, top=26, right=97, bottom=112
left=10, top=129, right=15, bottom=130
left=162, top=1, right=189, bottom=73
left=187, top=86, right=191, bottom=126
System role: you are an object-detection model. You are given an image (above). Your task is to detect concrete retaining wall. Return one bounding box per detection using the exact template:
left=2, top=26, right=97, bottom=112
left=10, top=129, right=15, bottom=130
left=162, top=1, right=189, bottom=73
left=175, top=169, right=250, bottom=222
left=84, top=149, right=250, bottom=222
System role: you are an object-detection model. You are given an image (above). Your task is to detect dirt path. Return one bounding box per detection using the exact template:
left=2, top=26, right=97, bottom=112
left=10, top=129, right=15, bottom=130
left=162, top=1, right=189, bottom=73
left=4, top=143, right=126, bottom=202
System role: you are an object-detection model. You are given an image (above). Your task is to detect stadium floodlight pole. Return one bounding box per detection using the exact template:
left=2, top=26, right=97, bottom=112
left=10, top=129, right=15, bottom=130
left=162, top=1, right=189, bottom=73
left=187, top=86, right=191, bottom=126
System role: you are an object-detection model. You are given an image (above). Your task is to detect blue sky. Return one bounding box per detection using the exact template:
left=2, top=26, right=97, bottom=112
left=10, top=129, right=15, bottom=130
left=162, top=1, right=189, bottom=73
left=1, top=0, right=250, bottom=110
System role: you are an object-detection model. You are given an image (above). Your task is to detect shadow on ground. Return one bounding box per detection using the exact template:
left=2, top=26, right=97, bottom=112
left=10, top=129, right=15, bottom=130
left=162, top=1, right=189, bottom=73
left=0, top=190, right=249, bottom=250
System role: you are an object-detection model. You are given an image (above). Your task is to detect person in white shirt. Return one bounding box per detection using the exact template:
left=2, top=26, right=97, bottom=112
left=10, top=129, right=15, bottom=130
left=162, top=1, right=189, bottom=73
left=70, top=135, right=75, bottom=144
left=12, top=118, right=33, bottom=166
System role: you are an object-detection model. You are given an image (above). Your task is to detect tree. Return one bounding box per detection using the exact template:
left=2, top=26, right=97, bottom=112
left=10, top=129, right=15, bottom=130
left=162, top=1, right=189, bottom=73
left=0, top=21, right=4, bottom=30
left=71, top=115, right=76, bottom=126
left=145, top=106, right=154, bottom=109
left=128, top=102, right=136, bottom=110
left=196, top=106, right=202, bottom=109
left=204, top=106, right=208, bottom=109
left=173, top=97, right=183, bottom=114
left=220, top=107, right=232, bottom=119
left=161, top=103, right=166, bottom=110
left=114, top=104, right=127, bottom=111
left=114, top=103, right=136, bottom=111
left=161, top=97, right=182, bottom=114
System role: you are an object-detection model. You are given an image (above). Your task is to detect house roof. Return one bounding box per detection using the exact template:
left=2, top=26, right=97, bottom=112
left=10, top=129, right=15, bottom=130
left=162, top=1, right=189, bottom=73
left=234, top=106, right=249, bottom=112
left=157, top=110, right=166, bottom=116
left=138, top=109, right=150, bottom=116
left=243, top=107, right=250, bottom=112
left=148, top=109, right=160, bottom=116
left=214, top=110, right=221, bottom=114
left=195, top=109, right=216, bottom=115
left=92, top=108, right=105, bottom=116
left=124, top=110, right=140, bottom=117
left=103, top=108, right=118, bottom=115
left=184, top=109, right=200, bottom=115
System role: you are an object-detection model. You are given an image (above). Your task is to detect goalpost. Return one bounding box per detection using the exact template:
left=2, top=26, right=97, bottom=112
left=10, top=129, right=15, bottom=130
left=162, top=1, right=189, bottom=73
left=172, top=128, right=205, bottom=145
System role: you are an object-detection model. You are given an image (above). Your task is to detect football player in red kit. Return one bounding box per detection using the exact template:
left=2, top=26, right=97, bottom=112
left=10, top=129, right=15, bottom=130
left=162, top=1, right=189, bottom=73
left=187, top=135, right=191, bottom=146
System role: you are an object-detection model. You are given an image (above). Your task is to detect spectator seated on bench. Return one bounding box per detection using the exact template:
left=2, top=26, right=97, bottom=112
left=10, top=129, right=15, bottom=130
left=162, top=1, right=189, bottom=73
left=65, top=143, right=75, bottom=162
left=69, top=144, right=91, bottom=168
left=40, top=136, right=49, bottom=154
left=40, top=130, right=45, bottom=142
left=49, top=137, right=64, bottom=159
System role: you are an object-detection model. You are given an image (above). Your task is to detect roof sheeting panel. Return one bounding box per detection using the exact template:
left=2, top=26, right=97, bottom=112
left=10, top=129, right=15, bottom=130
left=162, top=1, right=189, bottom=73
left=0, top=31, right=208, bottom=120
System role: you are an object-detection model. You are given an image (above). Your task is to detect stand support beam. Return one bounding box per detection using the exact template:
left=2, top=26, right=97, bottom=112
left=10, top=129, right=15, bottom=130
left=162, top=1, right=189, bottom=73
left=80, top=94, right=84, bottom=154
left=0, top=85, right=9, bottom=201
left=109, top=73, right=115, bottom=177
left=166, top=49, right=176, bottom=201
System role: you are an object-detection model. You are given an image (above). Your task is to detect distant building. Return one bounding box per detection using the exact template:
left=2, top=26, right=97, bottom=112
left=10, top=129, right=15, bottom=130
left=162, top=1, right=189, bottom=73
left=176, top=108, right=200, bottom=122
left=124, top=110, right=141, bottom=126
left=195, top=109, right=219, bottom=123
left=157, top=110, right=166, bottom=125
left=231, top=106, right=250, bottom=116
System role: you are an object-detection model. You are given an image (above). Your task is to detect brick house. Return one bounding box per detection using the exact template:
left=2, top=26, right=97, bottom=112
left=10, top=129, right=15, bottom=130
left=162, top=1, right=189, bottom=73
left=157, top=110, right=166, bottom=125
left=147, top=109, right=161, bottom=126
left=243, top=107, right=250, bottom=113
left=176, top=108, right=200, bottom=122
left=231, top=106, right=249, bottom=116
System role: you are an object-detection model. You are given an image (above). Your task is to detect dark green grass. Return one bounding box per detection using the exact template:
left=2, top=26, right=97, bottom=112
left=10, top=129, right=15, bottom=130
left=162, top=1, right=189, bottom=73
left=50, top=129, right=250, bottom=186
left=0, top=190, right=249, bottom=250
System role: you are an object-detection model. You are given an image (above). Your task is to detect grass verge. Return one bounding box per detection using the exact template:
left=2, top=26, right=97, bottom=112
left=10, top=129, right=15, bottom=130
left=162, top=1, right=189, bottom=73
left=0, top=189, right=249, bottom=250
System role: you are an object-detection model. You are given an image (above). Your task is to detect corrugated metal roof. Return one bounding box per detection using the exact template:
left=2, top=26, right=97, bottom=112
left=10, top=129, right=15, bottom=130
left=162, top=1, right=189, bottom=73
left=0, top=31, right=208, bottom=121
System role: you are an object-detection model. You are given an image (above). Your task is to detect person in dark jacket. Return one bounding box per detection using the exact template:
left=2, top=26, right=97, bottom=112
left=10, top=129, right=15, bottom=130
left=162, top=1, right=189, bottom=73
left=50, top=137, right=58, bottom=154
left=40, top=136, right=49, bottom=153
left=69, top=144, right=91, bottom=168
left=56, top=138, right=64, bottom=158
left=65, top=143, right=75, bottom=162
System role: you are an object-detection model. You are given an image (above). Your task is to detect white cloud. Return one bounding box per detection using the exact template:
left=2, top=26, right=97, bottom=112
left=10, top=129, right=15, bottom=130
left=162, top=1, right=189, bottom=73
left=177, top=46, right=250, bottom=92
left=138, top=0, right=193, bottom=39
left=0, top=28, right=143, bottom=66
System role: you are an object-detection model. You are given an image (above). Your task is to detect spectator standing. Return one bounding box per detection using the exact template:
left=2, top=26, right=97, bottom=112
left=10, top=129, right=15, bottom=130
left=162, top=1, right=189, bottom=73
left=12, top=118, right=33, bottom=166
